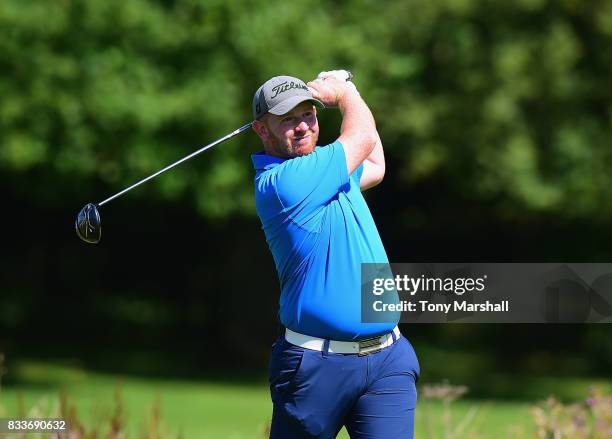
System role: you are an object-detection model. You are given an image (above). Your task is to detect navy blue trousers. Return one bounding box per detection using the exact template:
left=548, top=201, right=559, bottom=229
left=268, top=334, right=420, bottom=438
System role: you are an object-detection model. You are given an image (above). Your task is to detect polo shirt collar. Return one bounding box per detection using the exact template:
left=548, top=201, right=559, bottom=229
left=251, top=151, right=287, bottom=171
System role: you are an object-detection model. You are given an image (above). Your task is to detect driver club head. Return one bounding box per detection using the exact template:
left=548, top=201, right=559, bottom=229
left=75, top=203, right=102, bottom=244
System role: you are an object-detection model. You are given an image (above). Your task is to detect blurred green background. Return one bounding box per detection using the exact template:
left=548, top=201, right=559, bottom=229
left=1, top=0, right=611, bottom=437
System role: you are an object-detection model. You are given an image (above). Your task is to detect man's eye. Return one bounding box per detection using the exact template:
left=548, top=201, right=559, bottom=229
left=304, top=112, right=312, bottom=117
left=282, top=117, right=293, bottom=123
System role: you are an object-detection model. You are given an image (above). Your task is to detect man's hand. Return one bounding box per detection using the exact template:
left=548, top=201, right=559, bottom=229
left=307, top=77, right=358, bottom=108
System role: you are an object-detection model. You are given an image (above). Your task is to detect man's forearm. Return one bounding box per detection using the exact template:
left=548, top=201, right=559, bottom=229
left=306, top=77, right=377, bottom=174
left=366, top=132, right=384, bottom=169
left=360, top=132, right=386, bottom=190
left=337, top=90, right=378, bottom=175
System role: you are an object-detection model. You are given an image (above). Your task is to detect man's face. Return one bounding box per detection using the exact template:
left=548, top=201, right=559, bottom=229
left=255, top=102, right=320, bottom=158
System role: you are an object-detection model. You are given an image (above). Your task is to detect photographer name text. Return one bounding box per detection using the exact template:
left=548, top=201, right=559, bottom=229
left=373, top=299, right=509, bottom=313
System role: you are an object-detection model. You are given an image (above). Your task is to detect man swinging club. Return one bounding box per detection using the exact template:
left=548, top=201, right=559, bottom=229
left=251, top=70, right=420, bottom=438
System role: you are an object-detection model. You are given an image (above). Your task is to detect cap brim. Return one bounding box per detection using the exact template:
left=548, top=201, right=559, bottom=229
left=268, top=96, right=324, bottom=116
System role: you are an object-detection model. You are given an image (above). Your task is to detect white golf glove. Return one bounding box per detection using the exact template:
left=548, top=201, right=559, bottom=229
left=317, top=69, right=359, bottom=94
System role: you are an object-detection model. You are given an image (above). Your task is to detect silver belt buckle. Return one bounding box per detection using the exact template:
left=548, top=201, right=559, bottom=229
left=358, top=336, right=383, bottom=356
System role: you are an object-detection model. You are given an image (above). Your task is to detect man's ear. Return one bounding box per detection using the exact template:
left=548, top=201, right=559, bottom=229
left=252, top=119, right=269, bottom=141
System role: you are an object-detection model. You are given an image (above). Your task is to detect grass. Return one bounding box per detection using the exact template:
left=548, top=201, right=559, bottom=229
left=1, top=361, right=273, bottom=438
left=0, top=359, right=608, bottom=438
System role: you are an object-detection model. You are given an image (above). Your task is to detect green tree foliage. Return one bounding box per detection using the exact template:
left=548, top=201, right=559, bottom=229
left=1, top=0, right=611, bottom=219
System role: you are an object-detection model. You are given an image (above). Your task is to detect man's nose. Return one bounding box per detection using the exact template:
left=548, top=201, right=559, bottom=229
left=295, top=120, right=309, bottom=132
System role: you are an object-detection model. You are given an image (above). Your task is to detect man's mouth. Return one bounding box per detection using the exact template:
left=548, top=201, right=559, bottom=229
left=293, top=134, right=311, bottom=143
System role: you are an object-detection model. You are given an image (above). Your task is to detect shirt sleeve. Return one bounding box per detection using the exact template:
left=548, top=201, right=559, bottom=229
left=273, top=140, right=349, bottom=226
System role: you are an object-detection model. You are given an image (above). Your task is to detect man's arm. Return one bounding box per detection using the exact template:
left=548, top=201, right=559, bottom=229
left=313, top=70, right=384, bottom=191
left=307, top=78, right=377, bottom=176
left=360, top=132, right=385, bottom=190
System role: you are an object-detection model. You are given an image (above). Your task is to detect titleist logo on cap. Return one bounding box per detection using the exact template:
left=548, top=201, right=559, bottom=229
left=271, top=81, right=309, bottom=98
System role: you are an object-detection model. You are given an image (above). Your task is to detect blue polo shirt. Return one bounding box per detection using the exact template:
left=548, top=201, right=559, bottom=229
left=252, top=140, right=397, bottom=340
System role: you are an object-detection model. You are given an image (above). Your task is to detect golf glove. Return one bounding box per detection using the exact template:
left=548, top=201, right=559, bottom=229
left=317, top=70, right=359, bottom=94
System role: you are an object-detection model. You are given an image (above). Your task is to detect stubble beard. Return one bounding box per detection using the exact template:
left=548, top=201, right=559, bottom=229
left=268, top=130, right=319, bottom=158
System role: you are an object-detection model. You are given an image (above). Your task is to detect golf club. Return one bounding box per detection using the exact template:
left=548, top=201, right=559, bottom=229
left=75, top=122, right=252, bottom=244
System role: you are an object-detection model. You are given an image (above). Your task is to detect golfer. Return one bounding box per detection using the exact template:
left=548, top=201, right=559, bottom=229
left=251, top=72, right=420, bottom=438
